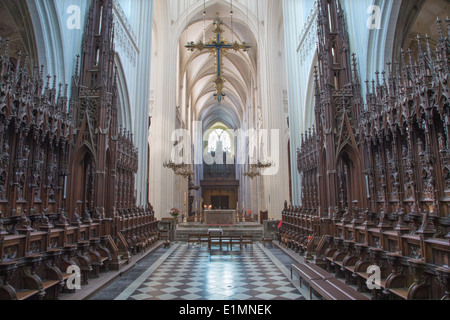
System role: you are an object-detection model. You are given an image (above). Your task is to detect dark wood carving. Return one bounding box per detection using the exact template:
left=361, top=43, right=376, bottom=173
left=282, top=0, right=450, bottom=300
left=0, top=0, right=158, bottom=299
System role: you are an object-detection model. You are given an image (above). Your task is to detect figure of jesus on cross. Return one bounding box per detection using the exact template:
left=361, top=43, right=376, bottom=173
left=186, top=17, right=251, bottom=103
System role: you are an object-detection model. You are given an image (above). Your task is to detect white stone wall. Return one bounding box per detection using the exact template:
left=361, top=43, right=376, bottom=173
left=282, top=0, right=317, bottom=206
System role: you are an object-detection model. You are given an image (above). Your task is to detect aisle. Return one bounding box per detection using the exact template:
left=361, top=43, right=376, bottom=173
left=90, top=243, right=305, bottom=301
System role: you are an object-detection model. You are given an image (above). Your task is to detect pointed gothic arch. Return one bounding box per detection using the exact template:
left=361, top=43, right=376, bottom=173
left=68, top=143, right=98, bottom=218
left=114, top=54, right=133, bottom=131
left=336, top=142, right=366, bottom=210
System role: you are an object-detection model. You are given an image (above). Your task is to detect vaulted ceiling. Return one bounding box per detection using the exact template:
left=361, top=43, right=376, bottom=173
left=393, top=0, right=449, bottom=61
left=0, top=0, right=38, bottom=66
left=179, top=1, right=257, bottom=132
left=405, top=0, right=449, bottom=57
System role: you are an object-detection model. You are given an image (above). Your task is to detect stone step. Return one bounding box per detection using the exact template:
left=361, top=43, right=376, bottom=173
left=174, top=224, right=265, bottom=242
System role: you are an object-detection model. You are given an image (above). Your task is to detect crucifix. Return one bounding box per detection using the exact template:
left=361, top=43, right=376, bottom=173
left=186, top=17, right=251, bottom=103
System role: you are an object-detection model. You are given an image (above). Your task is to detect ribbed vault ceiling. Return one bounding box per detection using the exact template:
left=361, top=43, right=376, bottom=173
left=179, top=1, right=257, bottom=131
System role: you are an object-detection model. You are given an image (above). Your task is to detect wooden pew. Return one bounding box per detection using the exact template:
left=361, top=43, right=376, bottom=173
left=206, top=236, right=244, bottom=252
left=324, top=277, right=370, bottom=300
left=328, top=238, right=347, bottom=278
left=72, top=241, right=93, bottom=285
left=188, top=234, right=200, bottom=247
left=88, top=238, right=109, bottom=276
left=14, top=254, right=45, bottom=300
left=338, top=240, right=359, bottom=285
left=309, top=279, right=355, bottom=300
left=242, top=235, right=253, bottom=249
left=221, top=236, right=243, bottom=251
left=291, top=263, right=328, bottom=300
left=346, top=243, right=372, bottom=292
left=149, top=231, right=159, bottom=246
left=0, top=261, right=19, bottom=300
left=135, top=234, right=149, bottom=253
left=39, top=249, right=65, bottom=300
left=230, top=236, right=243, bottom=251
left=159, top=230, right=171, bottom=248
left=262, top=237, right=274, bottom=248
left=349, top=247, right=389, bottom=299
left=383, top=256, right=432, bottom=300
left=291, top=261, right=370, bottom=300
left=199, top=234, right=210, bottom=248
left=59, top=245, right=78, bottom=293
left=208, top=236, right=223, bottom=251
left=0, top=205, right=160, bottom=299
left=323, top=236, right=338, bottom=272
left=98, top=236, right=113, bottom=271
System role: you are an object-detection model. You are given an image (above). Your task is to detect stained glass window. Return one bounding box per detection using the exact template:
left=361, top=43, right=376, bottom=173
left=207, top=129, right=231, bottom=153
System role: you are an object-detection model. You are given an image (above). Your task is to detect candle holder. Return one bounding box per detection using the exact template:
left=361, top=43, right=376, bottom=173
left=243, top=161, right=274, bottom=179
left=163, top=160, right=194, bottom=177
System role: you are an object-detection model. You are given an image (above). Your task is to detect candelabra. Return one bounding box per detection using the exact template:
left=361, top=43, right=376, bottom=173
left=163, top=160, right=194, bottom=177
left=243, top=161, right=274, bottom=179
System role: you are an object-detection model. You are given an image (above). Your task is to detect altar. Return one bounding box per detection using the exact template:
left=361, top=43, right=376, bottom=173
left=204, top=210, right=236, bottom=225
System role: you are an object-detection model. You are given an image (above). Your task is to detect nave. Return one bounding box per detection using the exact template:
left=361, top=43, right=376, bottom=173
left=0, top=0, right=448, bottom=303
left=87, top=242, right=308, bottom=301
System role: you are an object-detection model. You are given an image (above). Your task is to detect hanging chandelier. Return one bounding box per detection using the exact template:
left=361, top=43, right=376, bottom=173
left=243, top=161, right=274, bottom=179
left=163, top=160, right=194, bottom=177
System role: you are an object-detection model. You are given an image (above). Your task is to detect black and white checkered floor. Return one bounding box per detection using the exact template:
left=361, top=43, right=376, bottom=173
left=92, top=243, right=305, bottom=300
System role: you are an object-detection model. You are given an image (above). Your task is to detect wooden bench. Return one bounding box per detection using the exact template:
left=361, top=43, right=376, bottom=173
left=188, top=234, right=200, bottom=247
left=72, top=242, right=93, bottom=285
left=97, top=237, right=112, bottom=272
left=305, top=258, right=370, bottom=300
left=60, top=268, right=78, bottom=295
left=40, top=249, right=66, bottom=300
left=59, top=245, right=78, bottom=293
left=262, top=238, right=273, bottom=248
left=15, top=289, right=41, bottom=300
left=135, top=234, right=150, bottom=253
left=325, top=278, right=370, bottom=300
left=159, top=231, right=171, bottom=248
left=208, top=236, right=243, bottom=252
left=222, top=236, right=244, bottom=251
left=383, top=258, right=430, bottom=300
left=291, top=262, right=369, bottom=300
left=199, top=234, right=210, bottom=247
left=230, top=236, right=243, bottom=251
left=14, top=254, right=46, bottom=300
left=242, top=235, right=253, bottom=248
left=310, top=279, right=355, bottom=300
left=290, top=263, right=334, bottom=300
left=149, top=232, right=159, bottom=245
left=326, top=246, right=347, bottom=277
left=353, top=269, right=387, bottom=297
left=208, top=236, right=223, bottom=250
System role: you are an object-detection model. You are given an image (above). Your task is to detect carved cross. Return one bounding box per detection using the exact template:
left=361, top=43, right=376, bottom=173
left=186, top=18, right=251, bottom=103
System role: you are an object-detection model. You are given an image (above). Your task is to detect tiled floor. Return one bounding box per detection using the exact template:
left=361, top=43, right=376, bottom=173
left=90, top=243, right=305, bottom=301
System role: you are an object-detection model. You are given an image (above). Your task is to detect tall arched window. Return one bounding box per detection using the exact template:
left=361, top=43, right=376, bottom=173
left=207, top=129, right=231, bottom=153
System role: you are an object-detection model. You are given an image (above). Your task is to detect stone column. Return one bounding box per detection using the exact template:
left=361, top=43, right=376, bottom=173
left=148, top=0, right=177, bottom=219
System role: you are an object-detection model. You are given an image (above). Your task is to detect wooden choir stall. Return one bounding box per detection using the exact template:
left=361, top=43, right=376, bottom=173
left=280, top=0, right=450, bottom=300
left=0, top=0, right=160, bottom=300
